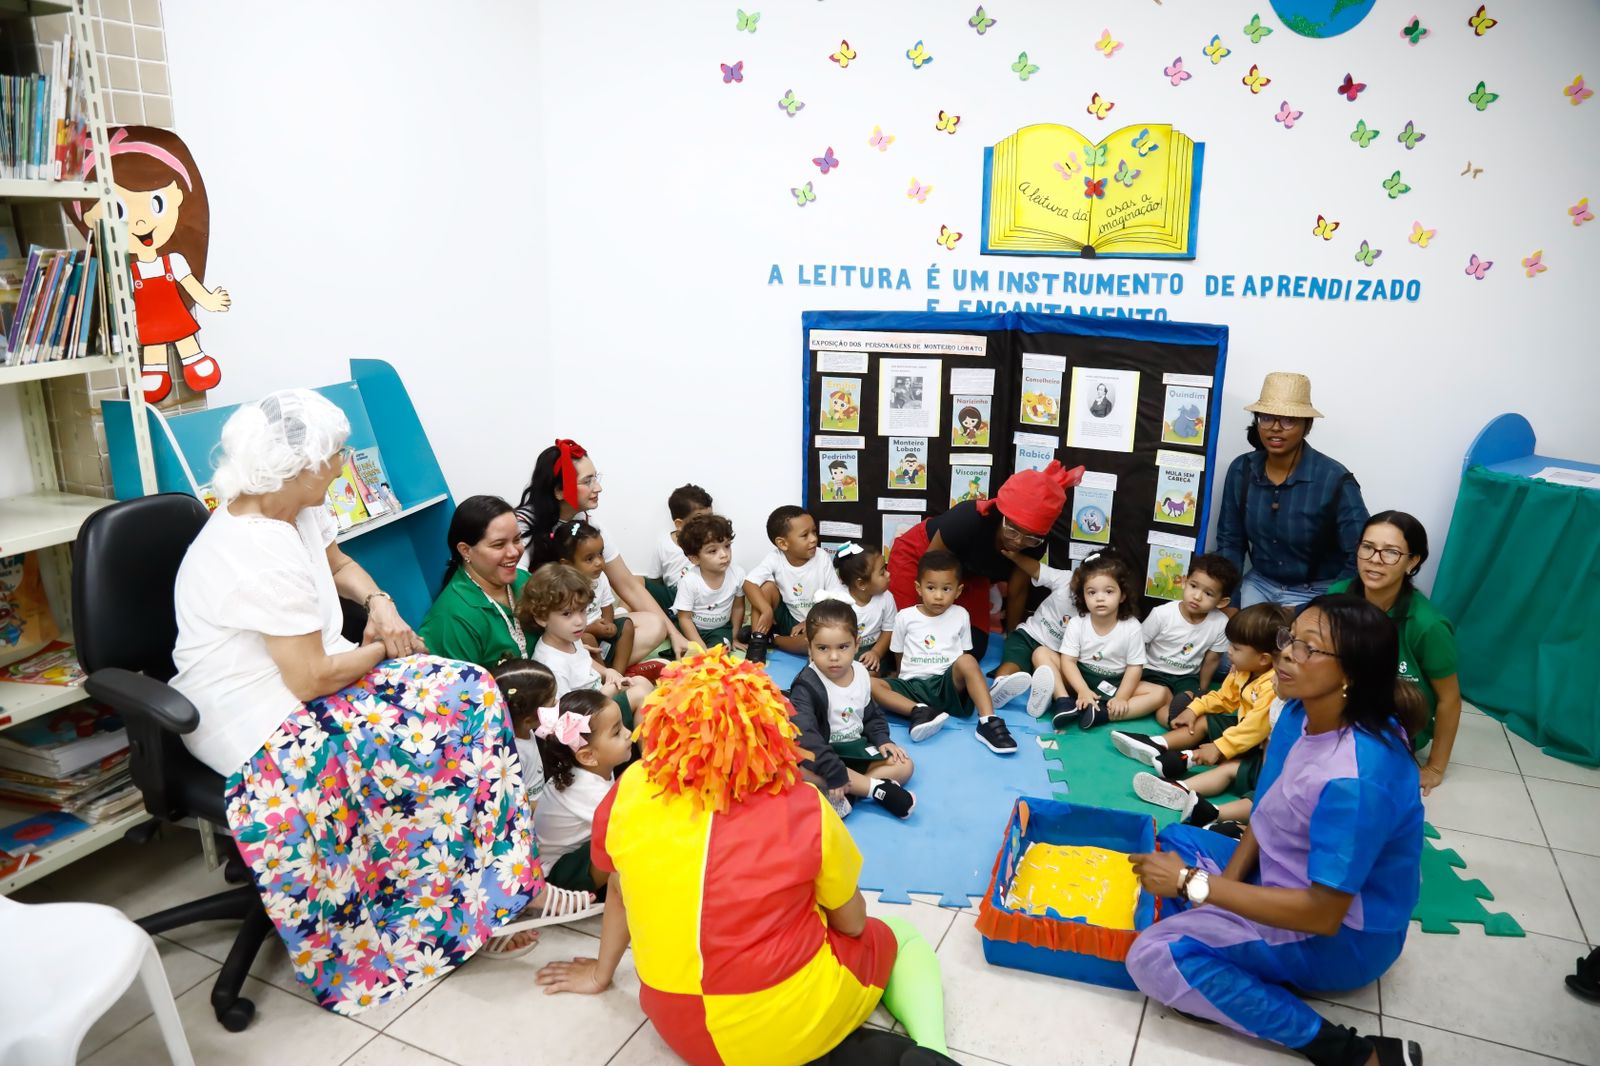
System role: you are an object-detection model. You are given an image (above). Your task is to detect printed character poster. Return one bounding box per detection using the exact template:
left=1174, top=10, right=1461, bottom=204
left=1146, top=532, right=1197, bottom=601
left=820, top=376, right=862, bottom=432
left=819, top=450, right=860, bottom=503
left=882, top=512, right=922, bottom=553
left=887, top=437, right=929, bottom=490
left=1161, top=384, right=1208, bottom=447
left=1019, top=368, right=1063, bottom=427
left=950, top=395, right=992, bottom=448
left=1153, top=466, right=1200, bottom=526
left=950, top=463, right=991, bottom=507
left=1066, top=367, right=1140, bottom=452
left=1070, top=483, right=1113, bottom=544
left=1014, top=439, right=1055, bottom=473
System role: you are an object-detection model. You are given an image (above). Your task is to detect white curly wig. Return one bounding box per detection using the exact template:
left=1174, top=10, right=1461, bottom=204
left=210, top=389, right=350, bottom=503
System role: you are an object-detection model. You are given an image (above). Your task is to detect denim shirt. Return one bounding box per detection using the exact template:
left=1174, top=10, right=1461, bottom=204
left=1214, top=445, right=1368, bottom=585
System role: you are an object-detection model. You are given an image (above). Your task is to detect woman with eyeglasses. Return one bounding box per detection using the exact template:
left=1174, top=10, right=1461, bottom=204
left=1215, top=373, right=1369, bottom=609
left=1327, top=511, right=1461, bottom=795
left=884, top=461, right=1083, bottom=659
left=1126, top=594, right=1427, bottom=1066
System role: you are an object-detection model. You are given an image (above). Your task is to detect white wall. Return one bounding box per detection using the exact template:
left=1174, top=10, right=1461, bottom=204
left=161, top=0, right=1599, bottom=588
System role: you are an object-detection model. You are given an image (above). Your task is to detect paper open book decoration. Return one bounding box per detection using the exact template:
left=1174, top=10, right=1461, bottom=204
left=982, top=123, right=1204, bottom=259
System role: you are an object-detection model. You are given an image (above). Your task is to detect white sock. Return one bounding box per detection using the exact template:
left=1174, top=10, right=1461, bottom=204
left=1179, top=785, right=1199, bottom=820
left=979, top=714, right=993, bottom=722
left=1151, top=736, right=1170, bottom=749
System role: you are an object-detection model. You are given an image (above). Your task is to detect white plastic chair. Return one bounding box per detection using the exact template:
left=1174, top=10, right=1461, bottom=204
left=0, top=895, right=195, bottom=1066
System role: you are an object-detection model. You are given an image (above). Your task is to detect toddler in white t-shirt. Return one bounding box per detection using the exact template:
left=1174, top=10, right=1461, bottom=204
left=550, top=518, right=636, bottom=669
left=986, top=553, right=1083, bottom=719
left=1139, top=553, right=1239, bottom=713
left=532, top=688, right=634, bottom=894
left=518, top=563, right=653, bottom=728
left=671, top=512, right=746, bottom=650
left=1053, top=552, right=1169, bottom=732
left=825, top=542, right=897, bottom=674
left=742, top=506, right=841, bottom=659
left=644, top=484, right=713, bottom=612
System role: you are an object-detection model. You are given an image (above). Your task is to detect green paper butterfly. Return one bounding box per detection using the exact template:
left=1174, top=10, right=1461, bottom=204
left=1400, top=17, right=1428, bottom=45
left=1243, top=14, right=1273, bottom=44
left=1354, top=240, right=1382, bottom=267
left=1012, top=51, right=1040, bottom=81
left=1350, top=120, right=1379, bottom=148
left=1082, top=142, right=1109, bottom=167
left=778, top=89, right=804, bottom=116
left=1382, top=171, right=1411, bottom=199
left=792, top=181, right=816, bottom=206
left=1113, top=159, right=1141, bottom=187
left=1397, top=120, right=1425, bottom=150
left=736, top=8, right=759, bottom=33
left=1468, top=81, right=1499, bottom=111
left=969, top=5, right=997, bottom=35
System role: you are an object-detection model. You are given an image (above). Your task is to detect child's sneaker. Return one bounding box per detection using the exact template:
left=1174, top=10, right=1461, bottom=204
left=908, top=704, right=949, bottom=742
left=1027, top=665, right=1056, bottom=718
left=869, top=779, right=916, bottom=818
left=625, top=658, right=670, bottom=684
left=975, top=716, right=1018, bottom=754
left=1111, top=731, right=1191, bottom=779
left=1077, top=702, right=1110, bottom=730
left=1367, top=1036, right=1423, bottom=1066
left=738, top=627, right=772, bottom=664
left=1133, top=772, right=1214, bottom=827
left=1049, top=697, right=1080, bottom=731
left=828, top=792, right=853, bottom=819
left=1205, top=819, right=1247, bottom=840
left=988, top=672, right=1033, bottom=709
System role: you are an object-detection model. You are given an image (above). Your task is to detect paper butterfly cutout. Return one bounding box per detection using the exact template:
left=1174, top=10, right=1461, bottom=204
left=736, top=9, right=760, bottom=33
left=1401, top=17, right=1428, bottom=45
left=1095, top=30, right=1123, bottom=58
left=1354, top=240, right=1382, bottom=267
left=812, top=147, right=838, bottom=174
left=1083, top=142, right=1109, bottom=167
left=969, top=5, right=997, bottom=36
left=1164, top=56, right=1191, bottom=86
left=1570, top=197, right=1594, bottom=226
left=778, top=90, right=805, bottom=117
left=1337, top=73, right=1366, bottom=101
left=937, top=110, right=961, bottom=134
left=1113, top=159, right=1141, bottom=187
left=720, top=61, right=744, bottom=84
left=1565, top=75, right=1593, bottom=106
left=831, top=40, right=856, bottom=68
left=907, top=177, right=932, bottom=203
left=1242, top=64, right=1271, bottom=94
left=1383, top=171, right=1411, bottom=199
left=1013, top=52, right=1041, bottom=80
left=1467, top=5, right=1497, bottom=36
left=1468, top=81, right=1499, bottom=111
left=1204, top=35, right=1230, bottom=64
left=1130, top=128, right=1159, bottom=156
left=869, top=125, right=895, bottom=152
left=1465, top=254, right=1493, bottom=279
left=792, top=182, right=815, bottom=206
left=937, top=225, right=962, bottom=250
left=1397, top=120, right=1425, bottom=150
left=1313, top=214, right=1340, bottom=240
left=907, top=40, right=934, bottom=69
left=1409, top=221, right=1436, bottom=248
left=1522, top=250, right=1547, bottom=277
left=1350, top=119, right=1379, bottom=147
left=1243, top=14, right=1273, bottom=44
left=1054, top=154, right=1079, bottom=179
left=1461, top=160, right=1483, bottom=178
left=1087, top=92, right=1114, bottom=120
left=1275, top=101, right=1302, bottom=129
left=1083, top=176, right=1107, bottom=199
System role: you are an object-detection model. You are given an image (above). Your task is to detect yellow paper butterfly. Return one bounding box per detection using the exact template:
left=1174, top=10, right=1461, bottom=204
left=1242, top=64, right=1271, bottom=94
left=830, top=40, right=857, bottom=68
left=1095, top=29, right=1123, bottom=58
left=936, top=110, right=961, bottom=134
left=1467, top=4, right=1497, bottom=36
left=1313, top=214, right=1340, bottom=240
left=937, top=225, right=963, bottom=250
left=906, top=40, right=934, bottom=69
left=1408, top=221, right=1436, bottom=248
left=1204, top=34, right=1231, bottom=65
left=1086, top=92, right=1115, bottom=120
left=907, top=177, right=933, bottom=203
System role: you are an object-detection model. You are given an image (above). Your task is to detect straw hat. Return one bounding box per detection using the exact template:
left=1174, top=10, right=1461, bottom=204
left=1244, top=372, right=1323, bottom=419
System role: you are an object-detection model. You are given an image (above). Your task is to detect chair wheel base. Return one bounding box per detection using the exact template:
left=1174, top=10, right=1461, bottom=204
left=215, top=996, right=255, bottom=1032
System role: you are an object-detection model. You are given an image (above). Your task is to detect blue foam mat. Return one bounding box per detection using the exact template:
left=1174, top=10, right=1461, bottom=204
left=763, top=645, right=1054, bottom=908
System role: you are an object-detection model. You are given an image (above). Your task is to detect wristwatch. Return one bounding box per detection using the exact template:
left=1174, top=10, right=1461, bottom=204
left=1184, top=869, right=1211, bottom=905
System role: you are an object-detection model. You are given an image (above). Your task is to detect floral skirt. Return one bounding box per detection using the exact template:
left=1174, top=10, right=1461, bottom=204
left=224, top=655, right=541, bottom=1015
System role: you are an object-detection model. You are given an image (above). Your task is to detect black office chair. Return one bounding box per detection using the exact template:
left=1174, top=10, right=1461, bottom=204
left=71, top=493, right=367, bottom=1032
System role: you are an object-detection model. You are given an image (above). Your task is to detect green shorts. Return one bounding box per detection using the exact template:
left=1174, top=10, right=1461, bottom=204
left=600, top=615, right=632, bottom=668
left=1080, top=666, right=1125, bottom=702
left=545, top=843, right=601, bottom=893
left=1204, top=712, right=1240, bottom=743
left=613, top=690, right=634, bottom=730
left=887, top=670, right=975, bottom=719
left=773, top=599, right=801, bottom=636
left=1143, top=667, right=1201, bottom=696
left=695, top=623, right=733, bottom=649
left=832, top=736, right=886, bottom=773
left=1234, top=747, right=1265, bottom=793
left=644, top=577, right=676, bottom=614
left=999, top=629, right=1043, bottom=673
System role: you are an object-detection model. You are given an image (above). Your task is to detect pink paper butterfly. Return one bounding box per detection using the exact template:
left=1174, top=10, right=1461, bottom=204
left=1274, top=100, right=1302, bottom=129
left=1465, top=254, right=1493, bottom=280
left=1570, top=198, right=1594, bottom=226
left=1053, top=153, right=1079, bottom=180
left=812, top=147, right=839, bottom=174
left=1164, top=56, right=1191, bottom=86
left=1564, top=75, right=1593, bottom=106
left=720, top=61, right=744, bottom=84
left=868, top=125, right=895, bottom=152
left=907, top=177, right=932, bottom=203
left=1521, top=250, right=1547, bottom=277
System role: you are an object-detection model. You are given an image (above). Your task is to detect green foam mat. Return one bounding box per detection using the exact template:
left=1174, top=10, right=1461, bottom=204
left=1413, top=825, right=1524, bottom=937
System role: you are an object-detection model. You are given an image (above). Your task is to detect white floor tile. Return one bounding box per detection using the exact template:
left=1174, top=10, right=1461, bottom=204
left=1132, top=1002, right=1376, bottom=1065
left=1381, top=1017, right=1578, bottom=1065
left=1460, top=700, right=1487, bottom=717
left=1553, top=849, right=1600, bottom=947
left=1421, top=764, right=1544, bottom=845
left=937, top=912, right=1143, bottom=1066
left=384, top=925, right=645, bottom=1065
left=865, top=890, right=959, bottom=949
left=1380, top=927, right=1600, bottom=1065
left=1430, top=827, right=1586, bottom=942
left=908, top=891, right=979, bottom=914
left=78, top=937, right=219, bottom=1060
left=1509, top=731, right=1600, bottom=788
left=1303, top=978, right=1379, bottom=1015
left=1528, top=778, right=1600, bottom=857
left=339, top=1034, right=460, bottom=1066
left=606, top=1021, right=688, bottom=1066
left=81, top=976, right=376, bottom=1066
left=1444, top=713, right=1519, bottom=774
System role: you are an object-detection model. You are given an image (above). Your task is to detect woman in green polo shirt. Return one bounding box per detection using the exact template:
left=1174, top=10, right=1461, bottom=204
left=1328, top=510, right=1461, bottom=795
left=419, top=495, right=533, bottom=667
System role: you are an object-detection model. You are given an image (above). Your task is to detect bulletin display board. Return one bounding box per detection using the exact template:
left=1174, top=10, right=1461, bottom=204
left=800, top=310, right=1229, bottom=611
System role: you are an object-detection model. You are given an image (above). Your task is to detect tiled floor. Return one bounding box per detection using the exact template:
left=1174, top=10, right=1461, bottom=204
left=14, top=703, right=1600, bottom=1065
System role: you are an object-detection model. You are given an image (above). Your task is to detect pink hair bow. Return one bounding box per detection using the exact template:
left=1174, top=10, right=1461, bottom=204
left=534, top=705, right=591, bottom=752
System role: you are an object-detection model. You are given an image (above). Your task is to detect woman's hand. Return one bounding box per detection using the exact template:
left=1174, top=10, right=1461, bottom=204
left=363, top=596, right=426, bottom=658
left=536, top=957, right=611, bottom=996
left=1129, top=851, right=1190, bottom=899
left=1420, top=764, right=1445, bottom=796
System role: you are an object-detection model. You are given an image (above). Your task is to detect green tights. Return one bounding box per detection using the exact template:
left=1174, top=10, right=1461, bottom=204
left=878, top=916, right=948, bottom=1055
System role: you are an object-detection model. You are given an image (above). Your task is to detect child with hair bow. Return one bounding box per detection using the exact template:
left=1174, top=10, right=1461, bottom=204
left=533, top=689, right=633, bottom=895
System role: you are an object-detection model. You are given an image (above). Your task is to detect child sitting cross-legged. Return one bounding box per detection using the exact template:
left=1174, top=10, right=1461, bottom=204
left=788, top=600, right=916, bottom=820
left=1139, top=553, right=1239, bottom=709
left=985, top=551, right=1081, bottom=718
left=671, top=512, right=745, bottom=650
left=826, top=542, right=897, bottom=674
left=519, top=563, right=653, bottom=727
left=871, top=549, right=1017, bottom=755
left=1053, top=551, right=1170, bottom=731
left=533, top=689, right=634, bottom=896
left=741, top=505, right=842, bottom=661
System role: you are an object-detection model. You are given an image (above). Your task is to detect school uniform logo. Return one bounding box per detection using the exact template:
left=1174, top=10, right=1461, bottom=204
left=921, top=634, right=939, bottom=649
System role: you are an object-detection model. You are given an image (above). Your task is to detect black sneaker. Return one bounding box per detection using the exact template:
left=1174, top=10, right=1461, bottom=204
left=1049, top=697, right=1080, bottom=731
left=869, top=779, right=917, bottom=818
left=907, top=704, right=949, bottom=742
left=1368, top=1035, right=1423, bottom=1066
left=1110, top=730, right=1168, bottom=768
left=1156, top=748, right=1191, bottom=781
left=1077, top=702, right=1109, bottom=730
left=739, top=627, right=771, bottom=664
left=975, top=715, right=1018, bottom=754
left=1205, top=819, right=1246, bottom=840
left=1182, top=795, right=1221, bottom=827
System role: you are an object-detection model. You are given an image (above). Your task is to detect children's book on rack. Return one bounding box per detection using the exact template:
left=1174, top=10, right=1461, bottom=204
left=2, top=640, right=85, bottom=687
left=0, top=29, right=91, bottom=182
left=325, top=446, right=398, bottom=530
left=0, top=810, right=90, bottom=856
left=0, top=551, right=59, bottom=669
left=0, top=232, right=101, bottom=366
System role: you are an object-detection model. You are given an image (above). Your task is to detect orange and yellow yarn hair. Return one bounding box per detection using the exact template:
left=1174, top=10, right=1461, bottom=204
left=632, top=645, right=805, bottom=814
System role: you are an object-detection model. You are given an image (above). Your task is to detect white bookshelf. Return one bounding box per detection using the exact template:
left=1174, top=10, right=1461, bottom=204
left=0, top=489, right=113, bottom=554
left=0, top=677, right=88, bottom=730
left=0, top=354, right=118, bottom=385
left=0, top=805, right=147, bottom=894
left=335, top=492, right=449, bottom=544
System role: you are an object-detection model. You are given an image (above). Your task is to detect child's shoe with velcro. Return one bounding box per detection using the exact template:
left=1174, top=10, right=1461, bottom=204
left=1049, top=697, right=1080, bottom=731
left=975, top=716, right=1018, bottom=754
left=907, top=704, right=949, bottom=742
left=869, top=779, right=917, bottom=818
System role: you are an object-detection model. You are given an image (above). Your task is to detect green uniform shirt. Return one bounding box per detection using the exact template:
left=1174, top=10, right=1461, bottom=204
left=1329, top=579, right=1459, bottom=747
left=418, top=566, right=532, bottom=668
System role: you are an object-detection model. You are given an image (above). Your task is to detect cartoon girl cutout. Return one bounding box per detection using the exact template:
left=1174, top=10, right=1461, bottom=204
left=71, top=127, right=230, bottom=405
left=953, top=404, right=989, bottom=446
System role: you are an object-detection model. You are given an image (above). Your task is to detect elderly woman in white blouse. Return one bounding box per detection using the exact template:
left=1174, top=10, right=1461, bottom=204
left=170, top=389, right=598, bottom=1016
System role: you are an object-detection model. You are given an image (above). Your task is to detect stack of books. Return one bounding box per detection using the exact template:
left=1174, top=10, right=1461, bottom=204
left=325, top=445, right=400, bottom=531
left=0, top=230, right=102, bottom=366
left=0, top=703, right=139, bottom=825
left=0, top=31, right=91, bottom=181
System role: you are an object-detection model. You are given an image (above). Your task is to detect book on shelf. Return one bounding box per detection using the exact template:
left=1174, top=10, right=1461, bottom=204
left=2, top=640, right=85, bottom=686
left=0, top=29, right=90, bottom=182
left=0, top=551, right=60, bottom=669
left=0, top=750, right=139, bottom=823
left=0, top=703, right=127, bottom=779
left=350, top=446, right=398, bottom=517
left=0, top=809, right=89, bottom=854
left=0, top=231, right=99, bottom=366
left=325, top=455, right=372, bottom=530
